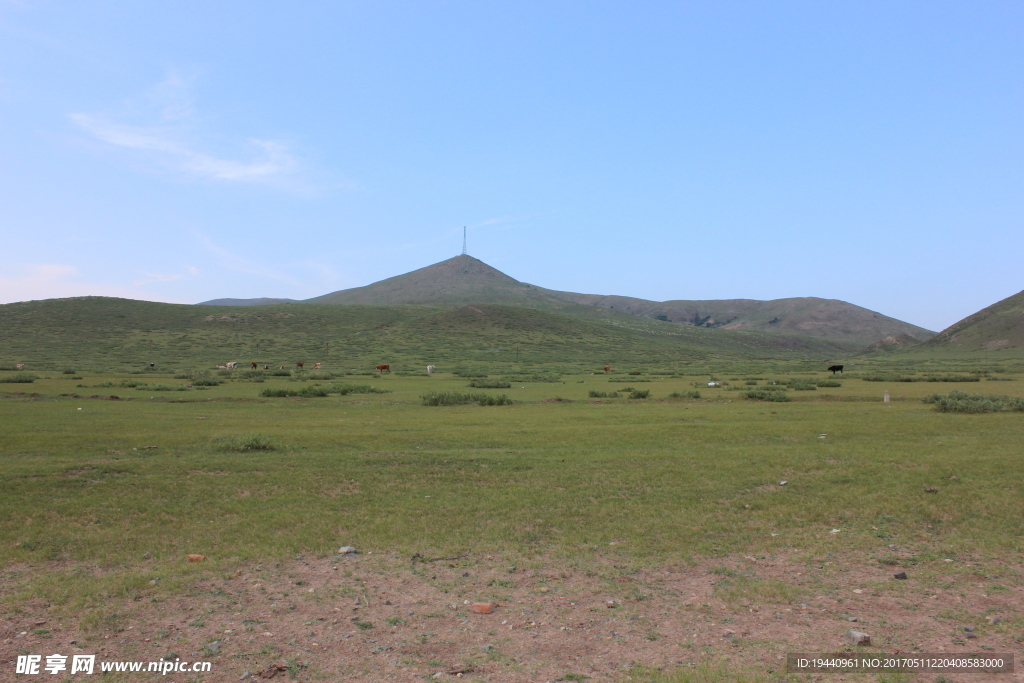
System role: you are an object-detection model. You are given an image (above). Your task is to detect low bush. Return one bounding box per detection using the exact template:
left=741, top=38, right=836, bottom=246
left=744, top=389, right=792, bottom=402
left=628, top=370, right=644, bottom=375
left=816, top=379, right=842, bottom=388
left=468, top=379, right=512, bottom=388
left=0, top=373, right=37, bottom=383
left=669, top=390, right=701, bottom=399
left=784, top=379, right=817, bottom=391
left=629, top=389, right=650, bottom=399
left=217, top=434, right=277, bottom=452
left=270, top=368, right=291, bottom=376
left=503, top=373, right=561, bottom=383
left=0, top=363, right=19, bottom=371
left=191, top=378, right=220, bottom=387
left=62, top=367, right=77, bottom=374
left=260, top=388, right=299, bottom=397
left=925, top=375, right=981, bottom=383
left=924, top=390, right=1024, bottom=413
left=139, top=384, right=189, bottom=392
left=260, top=383, right=389, bottom=399
left=237, top=370, right=265, bottom=380
left=611, top=377, right=651, bottom=382
left=119, top=379, right=147, bottom=388
left=421, top=392, right=512, bottom=406
left=744, top=380, right=758, bottom=386
left=588, top=390, right=620, bottom=398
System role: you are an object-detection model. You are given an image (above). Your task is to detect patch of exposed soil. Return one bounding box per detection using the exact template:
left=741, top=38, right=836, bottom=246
left=2, top=552, right=1022, bottom=682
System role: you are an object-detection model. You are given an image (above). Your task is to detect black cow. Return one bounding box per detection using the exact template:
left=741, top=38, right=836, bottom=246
left=828, top=364, right=844, bottom=374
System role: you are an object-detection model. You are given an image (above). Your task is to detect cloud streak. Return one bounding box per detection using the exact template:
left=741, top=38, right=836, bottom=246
left=69, top=71, right=301, bottom=185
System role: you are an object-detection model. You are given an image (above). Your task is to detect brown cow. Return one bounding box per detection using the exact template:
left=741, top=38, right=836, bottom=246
left=263, top=365, right=270, bottom=370
left=375, top=364, right=390, bottom=373
left=296, top=362, right=304, bottom=369
left=314, top=363, right=321, bottom=371
left=603, top=366, right=611, bottom=373
left=251, top=362, right=258, bottom=370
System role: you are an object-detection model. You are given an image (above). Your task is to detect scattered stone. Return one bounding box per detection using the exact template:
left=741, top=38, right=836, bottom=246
left=963, top=626, right=974, bottom=632
left=432, top=672, right=445, bottom=679
left=470, top=602, right=495, bottom=614
left=539, top=587, right=550, bottom=593
left=987, top=616, right=1001, bottom=625
left=207, top=641, right=221, bottom=653
left=966, top=632, right=977, bottom=639
left=893, top=571, right=908, bottom=580
left=144, top=552, right=152, bottom=560
left=187, top=554, right=205, bottom=562
left=606, top=600, right=617, bottom=608
left=847, top=617, right=858, bottom=622
left=779, top=480, right=787, bottom=486
left=924, top=487, right=939, bottom=493
left=845, top=630, right=871, bottom=646
left=240, top=672, right=251, bottom=680
left=145, top=445, right=158, bottom=449
left=338, top=546, right=357, bottom=555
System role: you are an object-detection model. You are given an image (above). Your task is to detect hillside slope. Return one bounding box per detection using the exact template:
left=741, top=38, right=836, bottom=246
left=202, top=255, right=931, bottom=347
left=0, top=296, right=851, bottom=371
left=907, top=289, right=1024, bottom=356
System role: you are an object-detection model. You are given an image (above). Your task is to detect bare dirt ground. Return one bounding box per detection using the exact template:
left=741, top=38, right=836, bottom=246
left=2, top=551, right=1022, bottom=683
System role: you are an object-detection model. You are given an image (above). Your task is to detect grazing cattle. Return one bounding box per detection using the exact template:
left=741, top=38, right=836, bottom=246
left=828, top=364, right=844, bottom=375
left=149, top=363, right=155, bottom=368
left=15, top=364, right=25, bottom=370
left=314, top=363, right=321, bottom=371
left=279, top=365, right=286, bottom=370
left=603, top=366, right=611, bottom=373
left=216, top=365, right=226, bottom=369
left=251, top=362, right=258, bottom=370
left=426, top=365, right=436, bottom=374
left=263, top=365, right=270, bottom=370
left=226, top=362, right=238, bottom=369
left=376, top=364, right=390, bottom=373
left=296, top=361, right=304, bottom=369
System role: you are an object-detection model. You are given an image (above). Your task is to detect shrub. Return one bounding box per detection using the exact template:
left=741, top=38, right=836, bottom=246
left=925, top=375, right=981, bottom=383
left=217, top=434, right=277, bottom=452
left=629, top=389, right=650, bottom=399
left=503, top=373, right=561, bottom=383
left=260, top=388, right=299, bottom=397
left=140, top=384, right=189, bottom=392
left=0, top=363, right=19, bottom=371
left=270, top=369, right=291, bottom=377
left=237, top=370, right=265, bottom=380
left=816, top=379, right=842, bottom=388
left=588, top=390, right=620, bottom=398
left=468, top=379, right=512, bottom=389
left=669, top=390, right=701, bottom=399
left=744, top=389, right=792, bottom=402
left=421, top=392, right=512, bottom=406
left=191, top=378, right=220, bottom=387
left=925, top=390, right=1024, bottom=413
left=628, top=370, right=644, bottom=375
left=62, top=367, right=76, bottom=374
left=784, top=379, right=817, bottom=391
left=744, top=380, right=758, bottom=386
left=216, top=369, right=232, bottom=377
left=119, top=379, right=147, bottom=388
left=329, top=383, right=389, bottom=395
left=0, top=373, right=37, bottom=383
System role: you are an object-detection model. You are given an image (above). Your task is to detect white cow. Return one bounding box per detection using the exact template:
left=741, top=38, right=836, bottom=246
left=226, top=362, right=238, bottom=369
left=314, top=363, right=322, bottom=371
left=426, top=365, right=436, bottom=374
left=15, top=363, right=25, bottom=370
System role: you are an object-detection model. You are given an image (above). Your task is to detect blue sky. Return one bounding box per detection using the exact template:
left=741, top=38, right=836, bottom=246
left=1, top=1, right=1021, bottom=332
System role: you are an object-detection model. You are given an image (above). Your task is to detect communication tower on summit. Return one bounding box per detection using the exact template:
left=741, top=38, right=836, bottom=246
left=462, top=227, right=467, bottom=255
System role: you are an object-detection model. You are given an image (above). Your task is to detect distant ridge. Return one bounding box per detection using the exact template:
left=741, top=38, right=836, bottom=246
left=198, top=254, right=933, bottom=347
left=199, top=297, right=299, bottom=306
left=909, top=289, right=1024, bottom=355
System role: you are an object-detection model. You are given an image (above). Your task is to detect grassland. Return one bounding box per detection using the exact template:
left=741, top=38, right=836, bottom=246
left=3, top=286, right=1024, bottom=683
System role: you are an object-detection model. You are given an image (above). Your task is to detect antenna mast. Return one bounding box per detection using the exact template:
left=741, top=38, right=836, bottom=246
left=462, top=227, right=467, bottom=255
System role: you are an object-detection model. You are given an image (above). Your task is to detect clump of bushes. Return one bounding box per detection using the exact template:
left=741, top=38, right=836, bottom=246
left=784, top=379, right=817, bottom=391
left=588, top=390, right=620, bottom=398
left=744, top=380, right=758, bottom=386
left=923, top=390, right=1024, bottom=413
left=629, top=389, right=650, bottom=399
left=421, top=392, right=513, bottom=406
left=744, top=389, right=792, bottom=402
left=270, top=368, right=291, bottom=377
left=669, top=390, right=701, bottom=399
left=503, top=373, right=561, bottom=383
left=0, top=373, right=37, bottom=383
left=62, top=367, right=77, bottom=374
left=237, top=370, right=265, bottom=380
left=468, top=379, right=512, bottom=388
left=816, top=379, right=842, bottom=387
left=138, top=384, right=189, bottom=392
left=260, top=383, right=389, bottom=398
left=192, top=378, right=220, bottom=386
left=0, top=363, right=20, bottom=371
left=217, top=434, right=277, bottom=452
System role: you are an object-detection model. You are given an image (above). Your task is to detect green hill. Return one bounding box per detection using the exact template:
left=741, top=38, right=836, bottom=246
left=204, top=255, right=933, bottom=347
left=0, top=296, right=852, bottom=372
left=904, top=289, right=1024, bottom=357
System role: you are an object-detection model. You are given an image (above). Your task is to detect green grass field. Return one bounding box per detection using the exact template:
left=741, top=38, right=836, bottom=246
left=3, top=368, right=1023, bottom=595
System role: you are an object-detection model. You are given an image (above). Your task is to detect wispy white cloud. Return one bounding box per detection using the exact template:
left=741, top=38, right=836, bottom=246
left=69, top=70, right=302, bottom=186
left=195, top=233, right=305, bottom=288
left=0, top=264, right=188, bottom=304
